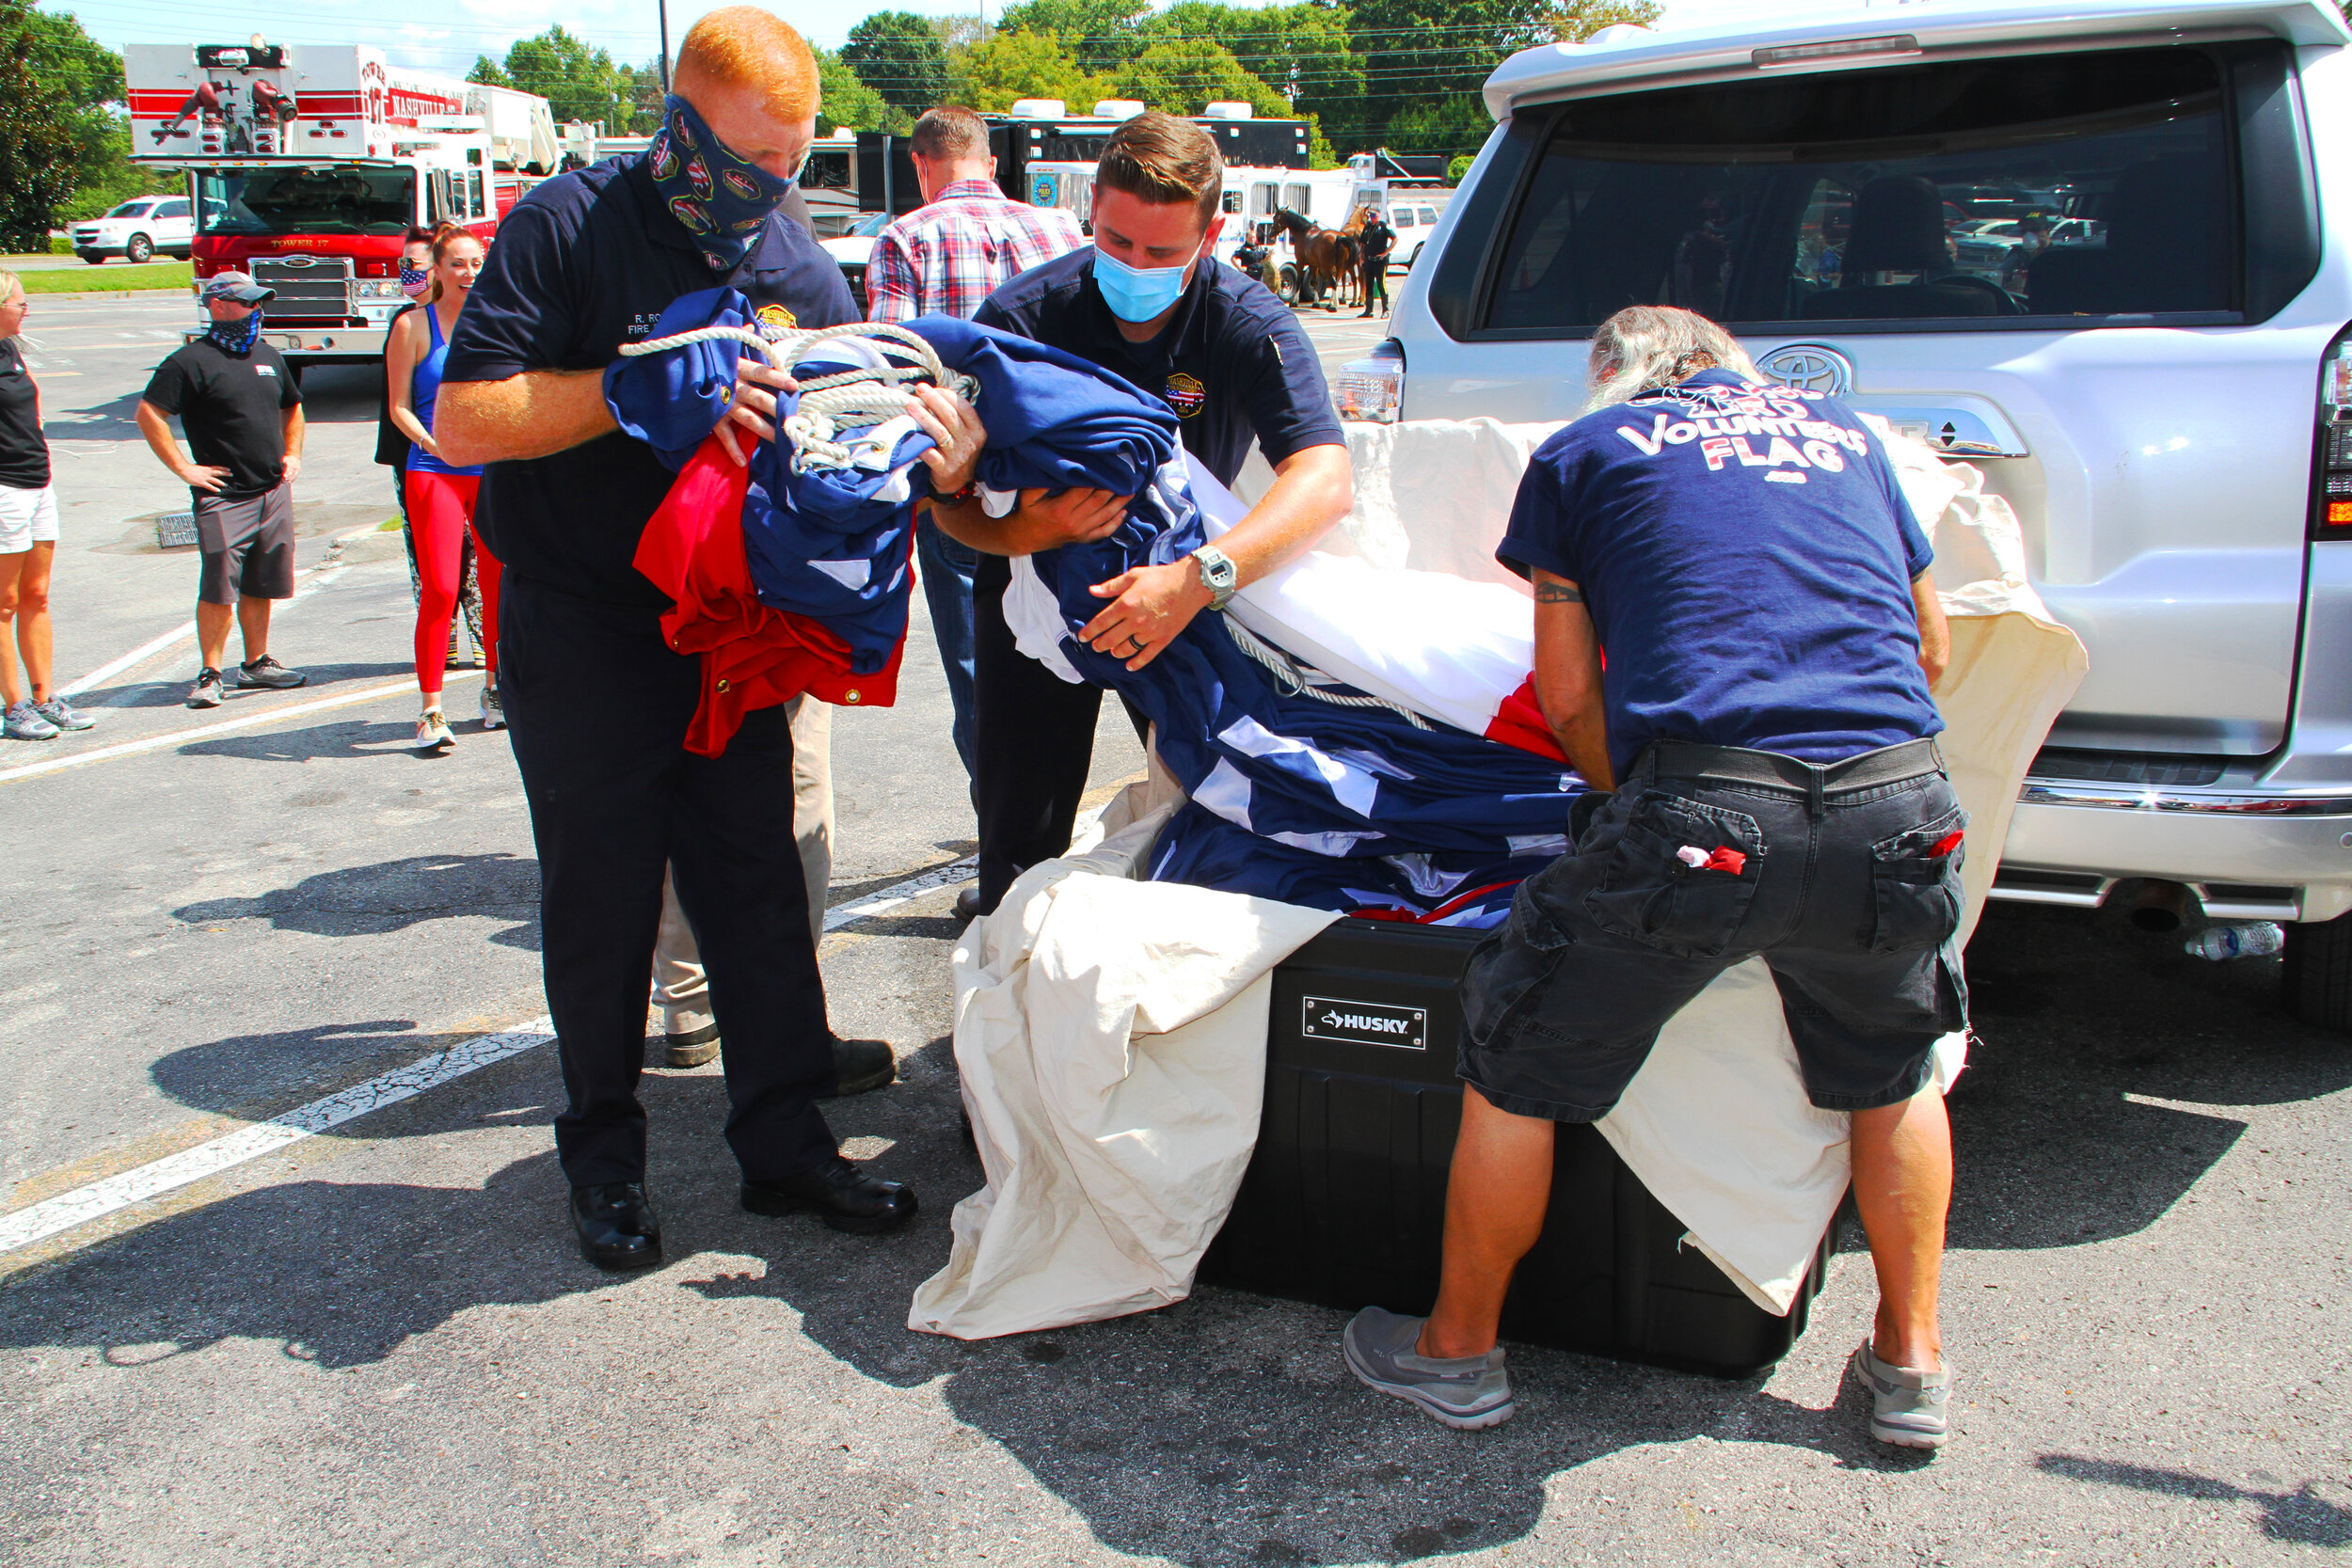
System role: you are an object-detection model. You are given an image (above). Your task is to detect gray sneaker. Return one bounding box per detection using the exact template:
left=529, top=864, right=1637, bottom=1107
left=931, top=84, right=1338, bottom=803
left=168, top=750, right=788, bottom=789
left=32, top=695, right=93, bottom=731
left=3, top=699, right=59, bottom=740
left=186, top=668, right=225, bottom=708
left=235, top=655, right=307, bottom=690
left=1850, top=1340, right=1953, bottom=1449
left=1343, top=1307, right=1513, bottom=1430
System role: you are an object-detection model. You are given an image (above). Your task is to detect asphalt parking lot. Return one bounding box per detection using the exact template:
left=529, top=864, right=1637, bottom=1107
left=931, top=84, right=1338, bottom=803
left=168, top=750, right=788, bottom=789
left=0, top=290, right=2344, bottom=1567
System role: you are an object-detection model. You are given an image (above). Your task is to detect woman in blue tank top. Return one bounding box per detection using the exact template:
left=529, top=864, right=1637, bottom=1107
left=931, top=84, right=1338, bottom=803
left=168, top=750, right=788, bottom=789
left=387, top=222, right=500, bottom=752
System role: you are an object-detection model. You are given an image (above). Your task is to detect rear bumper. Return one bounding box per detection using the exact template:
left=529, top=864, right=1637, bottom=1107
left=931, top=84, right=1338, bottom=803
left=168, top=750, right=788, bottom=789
left=180, top=325, right=389, bottom=359
left=1996, top=787, right=2352, bottom=922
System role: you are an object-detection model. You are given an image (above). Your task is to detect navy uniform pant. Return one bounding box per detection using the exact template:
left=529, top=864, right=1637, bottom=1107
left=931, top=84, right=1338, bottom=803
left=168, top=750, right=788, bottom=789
left=500, top=575, right=836, bottom=1188
left=971, top=552, right=1149, bottom=908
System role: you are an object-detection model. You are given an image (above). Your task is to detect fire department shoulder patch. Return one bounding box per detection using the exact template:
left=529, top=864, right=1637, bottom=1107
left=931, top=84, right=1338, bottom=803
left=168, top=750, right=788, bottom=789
left=1164, top=372, right=1207, bottom=419
left=755, top=303, right=798, bottom=333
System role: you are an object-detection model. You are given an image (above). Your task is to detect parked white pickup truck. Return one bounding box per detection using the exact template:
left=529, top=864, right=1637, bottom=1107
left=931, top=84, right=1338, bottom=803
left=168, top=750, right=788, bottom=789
left=1343, top=0, right=2352, bottom=1028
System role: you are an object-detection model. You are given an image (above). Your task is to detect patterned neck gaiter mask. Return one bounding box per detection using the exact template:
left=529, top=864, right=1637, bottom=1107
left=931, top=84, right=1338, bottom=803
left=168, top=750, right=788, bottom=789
left=646, top=94, right=799, bottom=273
left=206, top=310, right=263, bottom=355
left=398, top=261, right=431, bottom=298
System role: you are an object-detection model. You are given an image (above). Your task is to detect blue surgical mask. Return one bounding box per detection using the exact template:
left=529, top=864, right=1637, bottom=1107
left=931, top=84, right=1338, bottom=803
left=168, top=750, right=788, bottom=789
left=1092, top=245, right=1196, bottom=324
left=647, top=93, right=802, bottom=273
left=206, top=309, right=262, bottom=355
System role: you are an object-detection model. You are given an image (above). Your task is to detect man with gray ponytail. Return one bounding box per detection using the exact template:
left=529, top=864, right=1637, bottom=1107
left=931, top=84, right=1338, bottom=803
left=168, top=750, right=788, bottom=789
left=1344, top=306, right=1963, bottom=1449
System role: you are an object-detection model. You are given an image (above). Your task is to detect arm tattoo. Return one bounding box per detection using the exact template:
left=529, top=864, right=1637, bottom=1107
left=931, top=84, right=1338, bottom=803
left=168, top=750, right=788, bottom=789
left=1534, top=582, right=1584, bottom=605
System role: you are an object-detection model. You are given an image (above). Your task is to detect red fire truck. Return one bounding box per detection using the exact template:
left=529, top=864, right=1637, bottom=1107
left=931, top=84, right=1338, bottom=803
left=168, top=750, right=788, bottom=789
left=128, top=41, right=561, bottom=377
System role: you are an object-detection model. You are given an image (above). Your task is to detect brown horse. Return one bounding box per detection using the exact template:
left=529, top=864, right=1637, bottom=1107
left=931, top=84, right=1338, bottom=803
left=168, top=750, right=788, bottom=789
left=1274, top=208, right=1360, bottom=310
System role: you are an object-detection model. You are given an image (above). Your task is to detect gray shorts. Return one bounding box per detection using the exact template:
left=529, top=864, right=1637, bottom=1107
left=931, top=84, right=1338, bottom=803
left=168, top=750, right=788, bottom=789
left=1459, top=741, right=1970, bottom=1121
left=196, top=483, right=294, bottom=606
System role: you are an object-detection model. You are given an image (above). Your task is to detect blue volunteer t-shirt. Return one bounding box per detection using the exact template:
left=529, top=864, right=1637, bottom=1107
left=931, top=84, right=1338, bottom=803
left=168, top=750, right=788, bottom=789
left=443, top=155, right=855, bottom=609
left=973, top=246, right=1341, bottom=488
left=1498, top=369, right=1940, bottom=777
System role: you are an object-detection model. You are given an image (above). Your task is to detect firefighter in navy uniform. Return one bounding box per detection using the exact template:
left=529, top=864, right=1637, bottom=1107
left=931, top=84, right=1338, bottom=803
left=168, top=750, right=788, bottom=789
left=437, top=9, right=938, bottom=1269
left=927, top=112, right=1354, bottom=920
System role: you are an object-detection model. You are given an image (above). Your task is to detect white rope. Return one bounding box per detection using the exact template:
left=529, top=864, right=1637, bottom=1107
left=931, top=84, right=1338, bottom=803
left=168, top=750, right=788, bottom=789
left=616, top=321, right=978, bottom=470
left=1221, top=614, right=1431, bottom=730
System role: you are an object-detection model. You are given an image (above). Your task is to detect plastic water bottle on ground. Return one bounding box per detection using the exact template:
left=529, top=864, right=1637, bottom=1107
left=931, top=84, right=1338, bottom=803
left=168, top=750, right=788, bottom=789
left=2183, top=922, right=2285, bottom=960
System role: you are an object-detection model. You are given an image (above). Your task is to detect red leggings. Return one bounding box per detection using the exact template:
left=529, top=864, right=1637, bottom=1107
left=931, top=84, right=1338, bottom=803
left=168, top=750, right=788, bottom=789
left=406, top=470, right=501, bottom=690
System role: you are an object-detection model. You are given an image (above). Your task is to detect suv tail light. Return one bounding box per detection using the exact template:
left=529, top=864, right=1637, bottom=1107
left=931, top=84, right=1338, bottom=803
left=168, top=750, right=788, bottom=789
left=2318, top=329, right=2352, bottom=537
left=1334, top=339, right=1405, bottom=423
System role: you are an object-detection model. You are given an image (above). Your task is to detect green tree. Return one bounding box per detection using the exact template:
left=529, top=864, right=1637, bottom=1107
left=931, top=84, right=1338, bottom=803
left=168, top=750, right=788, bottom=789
left=948, top=30, right=1115, bottom=114
left=500, top=26, right=634, bottom=130
left=0, top=2, right=80, bottom=247
left=842, top=10, right=949, bottom=119
left=1111, top=37, right=1289, bottom=117
left=23, top=8, right=173, bottom=228
left=1136, top=2, right=1363, bottom=128
left=1383, top=91, right=1492, bottom=158
left=993, top=0, right=1148, bottom=72
left=1337, top=0, right=1654, bottom=151
left=1107, top=37, right=1339, bottom=165
left=467, top=55, right=512, bottom=88
left=816, top=46, right=904, bottom=133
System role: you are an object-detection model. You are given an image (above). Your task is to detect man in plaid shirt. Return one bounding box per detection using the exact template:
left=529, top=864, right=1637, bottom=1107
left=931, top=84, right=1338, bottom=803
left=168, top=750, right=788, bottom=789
left=867, top=109, right=1083, bottom=831
left=866, top=107, right=1086, bottom=325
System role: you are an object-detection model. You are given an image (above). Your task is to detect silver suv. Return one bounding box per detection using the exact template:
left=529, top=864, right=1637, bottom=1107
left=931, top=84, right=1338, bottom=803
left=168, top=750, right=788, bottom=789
left=1356, top=0, right=2352, bottom=1027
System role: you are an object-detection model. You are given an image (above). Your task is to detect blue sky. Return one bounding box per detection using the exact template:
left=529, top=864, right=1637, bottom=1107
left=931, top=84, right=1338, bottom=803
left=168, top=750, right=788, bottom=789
left=48, top=0, right=1789, bottom=78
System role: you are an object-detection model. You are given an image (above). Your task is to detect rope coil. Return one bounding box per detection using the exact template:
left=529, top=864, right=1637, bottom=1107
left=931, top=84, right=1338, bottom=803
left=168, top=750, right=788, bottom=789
left=1221, top=614, right=1431, bottom=730
left=616, top=321, right=978, bottom=470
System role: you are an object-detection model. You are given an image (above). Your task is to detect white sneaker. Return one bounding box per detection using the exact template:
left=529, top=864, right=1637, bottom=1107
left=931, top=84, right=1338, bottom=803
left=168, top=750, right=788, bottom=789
left=479, top=681, right=505, bottom=730
left=416, top=709, right=455, bottom=752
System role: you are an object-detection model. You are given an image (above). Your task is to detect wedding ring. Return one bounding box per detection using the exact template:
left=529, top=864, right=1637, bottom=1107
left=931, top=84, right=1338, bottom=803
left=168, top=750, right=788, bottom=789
left=1127, top=635, right=1147, bottom=655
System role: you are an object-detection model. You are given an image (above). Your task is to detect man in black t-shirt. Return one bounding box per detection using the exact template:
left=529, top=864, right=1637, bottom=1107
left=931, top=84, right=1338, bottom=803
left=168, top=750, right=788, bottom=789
left=136, top=272, right=310, bottom=708
left=935, top=113, right=1352, bottom=915
left=1357, top=210, right=1394, bottom=319
left=437, top=9, right=936, bottom=1269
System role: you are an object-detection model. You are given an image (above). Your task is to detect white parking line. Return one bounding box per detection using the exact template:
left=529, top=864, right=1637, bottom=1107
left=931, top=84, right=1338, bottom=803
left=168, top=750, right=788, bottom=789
left=822, top=856, right=977, bottom=930
left=0, top=1019, right=556, bottom=1256
left=56, top=563, right=347, bottom=698
left=0, top=848, right=1008, bottom=1258
left=0, top=669, right=477, bottom=784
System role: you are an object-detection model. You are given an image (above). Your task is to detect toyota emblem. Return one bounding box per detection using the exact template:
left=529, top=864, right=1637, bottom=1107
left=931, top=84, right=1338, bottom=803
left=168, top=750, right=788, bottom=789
left=1758, top=343, right=1854, bottom=397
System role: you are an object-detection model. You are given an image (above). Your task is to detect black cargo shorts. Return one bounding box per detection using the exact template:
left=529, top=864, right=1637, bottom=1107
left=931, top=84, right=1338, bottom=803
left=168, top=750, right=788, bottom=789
left=1459, top=738, right=1969, bottom=1121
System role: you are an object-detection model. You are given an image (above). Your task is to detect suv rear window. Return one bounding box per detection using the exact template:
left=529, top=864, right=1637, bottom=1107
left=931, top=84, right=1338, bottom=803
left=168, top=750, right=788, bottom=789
left=1483, top=47, right=2247, bottom=332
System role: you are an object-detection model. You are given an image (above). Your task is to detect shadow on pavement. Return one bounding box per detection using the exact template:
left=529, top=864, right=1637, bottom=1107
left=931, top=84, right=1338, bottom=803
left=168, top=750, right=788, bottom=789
left=148, top=1019, right=502, bottom=1132
left=0, top=1063, right=1914, bottom=1568
left=170, top=850, right=538, bottom=943
left=1947, top=901, right=2352, bottom=1252
left=178, top=715, right=424, bottom=763
left=77, top=662, right=415, bottom=713
left=31, top=899, right=2347, bottom=1564
left=2037, top=1454, right=2352, bottom=1547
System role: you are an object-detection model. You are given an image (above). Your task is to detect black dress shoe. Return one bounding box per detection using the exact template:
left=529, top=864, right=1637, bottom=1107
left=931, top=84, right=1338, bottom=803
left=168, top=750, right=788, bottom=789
left=572, top=1181, right=662, bottom=1271
left=831, top=1035, right=897, bottom=1096
left=953, top=885, right=989, bottom=922
left=742, top=1158, right=917, bottom=1234
left=665, top=1021, right=721, bottom=1068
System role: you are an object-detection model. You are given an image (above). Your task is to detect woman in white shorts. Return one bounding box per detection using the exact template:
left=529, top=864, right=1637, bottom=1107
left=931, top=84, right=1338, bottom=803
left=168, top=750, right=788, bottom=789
left=0, top=271, right=91, bottom=740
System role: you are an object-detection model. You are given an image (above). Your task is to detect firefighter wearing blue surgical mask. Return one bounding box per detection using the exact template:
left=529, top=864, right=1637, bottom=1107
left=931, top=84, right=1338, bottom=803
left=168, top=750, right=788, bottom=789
left=921, top=110, right=1356, bottom=920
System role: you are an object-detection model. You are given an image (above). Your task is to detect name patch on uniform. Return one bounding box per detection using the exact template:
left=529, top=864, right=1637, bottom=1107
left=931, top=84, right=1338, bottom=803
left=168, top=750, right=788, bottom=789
left=755, top=302, right=798, bottom=334
left=1300, top=995, right=1427, bottom=1051
left=1164, top=372, right=1207, bottom=419
left=255, top=364, right=277, bottom=377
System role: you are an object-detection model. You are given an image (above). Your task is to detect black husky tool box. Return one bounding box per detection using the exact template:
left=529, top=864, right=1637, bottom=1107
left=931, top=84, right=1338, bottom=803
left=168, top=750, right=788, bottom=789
left=1200, top=919, right=1834, bottom=1378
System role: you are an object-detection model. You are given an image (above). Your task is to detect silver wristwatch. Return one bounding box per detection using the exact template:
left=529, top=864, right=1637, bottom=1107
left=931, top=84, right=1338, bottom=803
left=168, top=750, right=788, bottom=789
left=1191, top=546, right=1238, bottom=611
